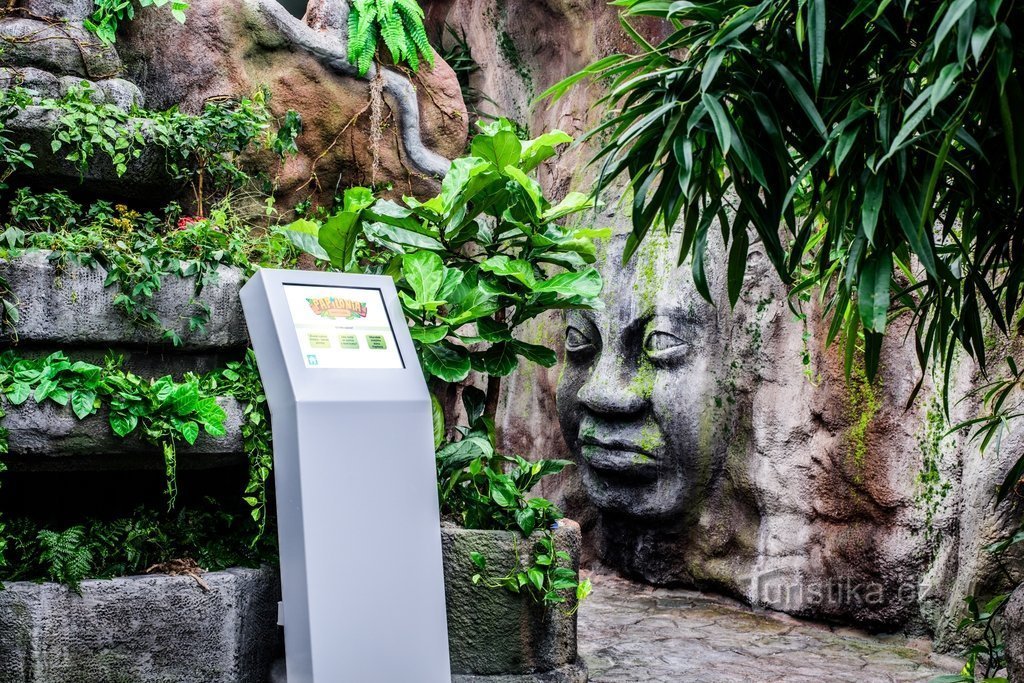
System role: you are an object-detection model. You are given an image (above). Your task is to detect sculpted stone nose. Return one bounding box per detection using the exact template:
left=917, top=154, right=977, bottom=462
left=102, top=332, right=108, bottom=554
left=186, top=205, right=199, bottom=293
left=577, top=365, right=647, bottom=416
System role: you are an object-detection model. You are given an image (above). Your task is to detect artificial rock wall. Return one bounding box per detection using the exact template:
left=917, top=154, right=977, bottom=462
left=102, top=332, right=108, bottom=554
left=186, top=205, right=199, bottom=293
left=422, top=0, right=1024, bottom=644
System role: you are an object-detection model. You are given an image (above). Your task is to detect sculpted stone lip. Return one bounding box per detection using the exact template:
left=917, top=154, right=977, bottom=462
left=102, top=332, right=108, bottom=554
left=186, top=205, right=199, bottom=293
left=580, top=436, right=658, bottom=479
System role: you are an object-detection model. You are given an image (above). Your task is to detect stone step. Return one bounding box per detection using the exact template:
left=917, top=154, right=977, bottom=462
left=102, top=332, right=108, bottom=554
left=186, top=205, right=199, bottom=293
left=0, top=250, right=248, bottom=351
left=2, top=395, right=246, bottom=470
left=0, top=566, right=280, bottom=683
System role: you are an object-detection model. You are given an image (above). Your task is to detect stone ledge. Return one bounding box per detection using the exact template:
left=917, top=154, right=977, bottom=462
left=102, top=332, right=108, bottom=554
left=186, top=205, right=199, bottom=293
left=451, top=659, right=589, bottom=683
left=0, top=566, right=280, bottom=683
left=5, top=106, right=180, bottom=197
left=0, top=250, right=248, bottom=351
left=2, top=395, right=245, bottom=469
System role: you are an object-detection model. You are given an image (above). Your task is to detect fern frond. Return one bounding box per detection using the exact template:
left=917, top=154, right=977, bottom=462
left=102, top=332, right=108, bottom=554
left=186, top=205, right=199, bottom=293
left=396, top=1, right=434, bottom=69
left=37, top=526, right=93, bottom=592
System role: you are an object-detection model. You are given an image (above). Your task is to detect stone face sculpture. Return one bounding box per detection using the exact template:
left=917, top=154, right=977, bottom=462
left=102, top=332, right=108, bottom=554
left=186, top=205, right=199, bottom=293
left=556, top=229, right=762, bottom=588
left=557, top=233, right=725, bottom=523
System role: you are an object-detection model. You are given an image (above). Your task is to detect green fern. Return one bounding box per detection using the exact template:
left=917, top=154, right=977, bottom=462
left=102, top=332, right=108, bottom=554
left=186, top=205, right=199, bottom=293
left=347, top=0, right=434, bottom=76
left=37, top=527, right=94, bottom=592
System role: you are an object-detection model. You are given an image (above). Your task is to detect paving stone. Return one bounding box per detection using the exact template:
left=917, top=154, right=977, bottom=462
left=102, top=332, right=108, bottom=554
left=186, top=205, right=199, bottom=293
left=578, top=571, right=963, bottom=682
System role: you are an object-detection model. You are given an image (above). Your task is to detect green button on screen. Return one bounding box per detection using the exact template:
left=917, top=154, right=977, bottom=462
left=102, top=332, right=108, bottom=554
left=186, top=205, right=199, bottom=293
left=366, top=334, right=388, bottom=350
left=338, top=334, right=360, bottom=349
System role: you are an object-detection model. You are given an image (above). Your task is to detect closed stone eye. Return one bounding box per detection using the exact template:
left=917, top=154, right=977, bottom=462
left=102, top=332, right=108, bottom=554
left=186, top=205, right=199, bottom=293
left=644, top=330, right=689, bottom=360
left=566, top=325, right=596, bottom=353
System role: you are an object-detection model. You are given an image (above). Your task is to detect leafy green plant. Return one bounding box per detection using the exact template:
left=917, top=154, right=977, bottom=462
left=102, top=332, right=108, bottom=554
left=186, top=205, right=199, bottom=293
left=203, top=351, right=275, bottom=539
left=470, top=531, right=592, bottom=613
left=3, top=191, right=302, bottom=345
left=287, top=119, right=600, bottom=609
left=294, top=119, right=606, bottom=420
left=3, top=503, right=277, bottom=592
left=439, top=387, right=591, bottom=610
left=151, top=88, right=302, bottom=215
left=48, top=83, right=145, bottom=179
left=926, top=522, right=1024, bottom=682
left=0, top=86, right=33, bottom=192
left=85, top=0, right=188, bottom=45
left=347, top=0, right=434, bottom=76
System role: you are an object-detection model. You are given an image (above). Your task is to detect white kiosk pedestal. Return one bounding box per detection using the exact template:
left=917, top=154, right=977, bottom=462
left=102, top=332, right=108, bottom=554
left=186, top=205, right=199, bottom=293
left=240, top=269, right=451, bottom=683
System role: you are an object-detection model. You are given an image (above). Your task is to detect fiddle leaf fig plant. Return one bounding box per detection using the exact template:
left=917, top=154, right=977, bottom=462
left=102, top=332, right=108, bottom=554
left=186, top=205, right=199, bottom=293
left=286, top=119, right=603, bottom=610
left=288, top=119, right=608, bottom=419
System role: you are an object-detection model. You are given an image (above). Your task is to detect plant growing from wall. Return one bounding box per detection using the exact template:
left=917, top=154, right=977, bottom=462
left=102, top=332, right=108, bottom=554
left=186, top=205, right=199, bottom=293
left=85, top=0, right=189, bottom=45
left=40, top=86, right=301, bottom=217
left=0, top=86, right=33, bottom=193
left=347, top=0, right=434, bottom=76
left=3, top=190, right=303, bottom=345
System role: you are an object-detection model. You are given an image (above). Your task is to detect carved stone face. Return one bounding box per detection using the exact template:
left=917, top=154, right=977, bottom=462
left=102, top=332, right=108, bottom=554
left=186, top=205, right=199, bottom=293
left=557, top=233, right=723, bottom=522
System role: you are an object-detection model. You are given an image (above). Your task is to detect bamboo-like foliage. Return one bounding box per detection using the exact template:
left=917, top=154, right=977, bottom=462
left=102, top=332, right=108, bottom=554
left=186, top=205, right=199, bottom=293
left=542, top=0, right=1024, bottom=388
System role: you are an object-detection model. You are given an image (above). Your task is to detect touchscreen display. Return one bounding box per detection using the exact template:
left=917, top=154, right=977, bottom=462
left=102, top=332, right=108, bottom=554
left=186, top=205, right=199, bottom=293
left=284, top=284, right=404, bottom=369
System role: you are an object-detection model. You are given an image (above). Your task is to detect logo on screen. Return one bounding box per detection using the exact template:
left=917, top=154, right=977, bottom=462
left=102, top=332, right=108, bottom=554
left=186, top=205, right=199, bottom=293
left=306, top=297, right=368, bottom=320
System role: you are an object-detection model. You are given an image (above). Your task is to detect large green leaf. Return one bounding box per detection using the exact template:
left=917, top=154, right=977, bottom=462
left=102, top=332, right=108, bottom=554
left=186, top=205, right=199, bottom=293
left=403, top=251, right=445, bottom=305
left=533, top=268, right=602, bottom=298
left=282, top=219, right=328, bottom=260
left=858, top=251, right=892, bottom=333
left=471, top=129, right=522, bottom=173
left=420, top=342, right=472, bottom=382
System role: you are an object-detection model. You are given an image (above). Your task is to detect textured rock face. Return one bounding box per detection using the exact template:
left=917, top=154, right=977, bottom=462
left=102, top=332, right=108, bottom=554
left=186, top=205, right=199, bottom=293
left=1007, top=585, right=1024, bottom=683
left=118, top=0, right=467, bottom=206
left=442, top=521, right=587, bottom=681
left=0, top=567, right=281, bottom=683
left=426, top=0, right=1024, bottom=639
left=0, top=251, right=247, bottom=351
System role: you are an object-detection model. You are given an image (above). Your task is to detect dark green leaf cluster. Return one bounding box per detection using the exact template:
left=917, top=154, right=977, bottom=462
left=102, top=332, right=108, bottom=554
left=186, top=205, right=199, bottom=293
left=0, top=87, right=34, bottom=192
left=439, top=387, right=589, bottom=610
left=0, top=349, right=275, bottom=574
left=544, top=0, right=1024, bottom=388
left=202, top=350, right=274, bottom=538
left=47, top=83, right=146, bottom=179
left=348, top=0, right=435, bottom=76
left=286, top=119, right=607, bottom=384
left=2, top=504, right=276, bottom=593
left=84, top=0, right=188, bottom=45
left=437, top=387, right=571, bottom=535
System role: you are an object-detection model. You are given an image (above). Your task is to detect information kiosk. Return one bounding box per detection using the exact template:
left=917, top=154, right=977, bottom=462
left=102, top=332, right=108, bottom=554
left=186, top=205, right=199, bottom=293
left=240, top=269, right=451, bottom=683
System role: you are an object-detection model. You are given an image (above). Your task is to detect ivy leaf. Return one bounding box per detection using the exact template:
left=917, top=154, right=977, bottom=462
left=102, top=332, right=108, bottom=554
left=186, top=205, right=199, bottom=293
left=515, top=507, right=536, bottom=536
left=6, top=383, right=30, bottom=406
left=110, top=413, right=138, bottom=437
left=71, top=389, right=97, bottom=419
left=180, top=420, right=200, bottom=446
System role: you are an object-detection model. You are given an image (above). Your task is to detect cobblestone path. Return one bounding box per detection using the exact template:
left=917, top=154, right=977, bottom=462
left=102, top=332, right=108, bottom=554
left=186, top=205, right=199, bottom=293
left=577, top=571, right=965, bottom=683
